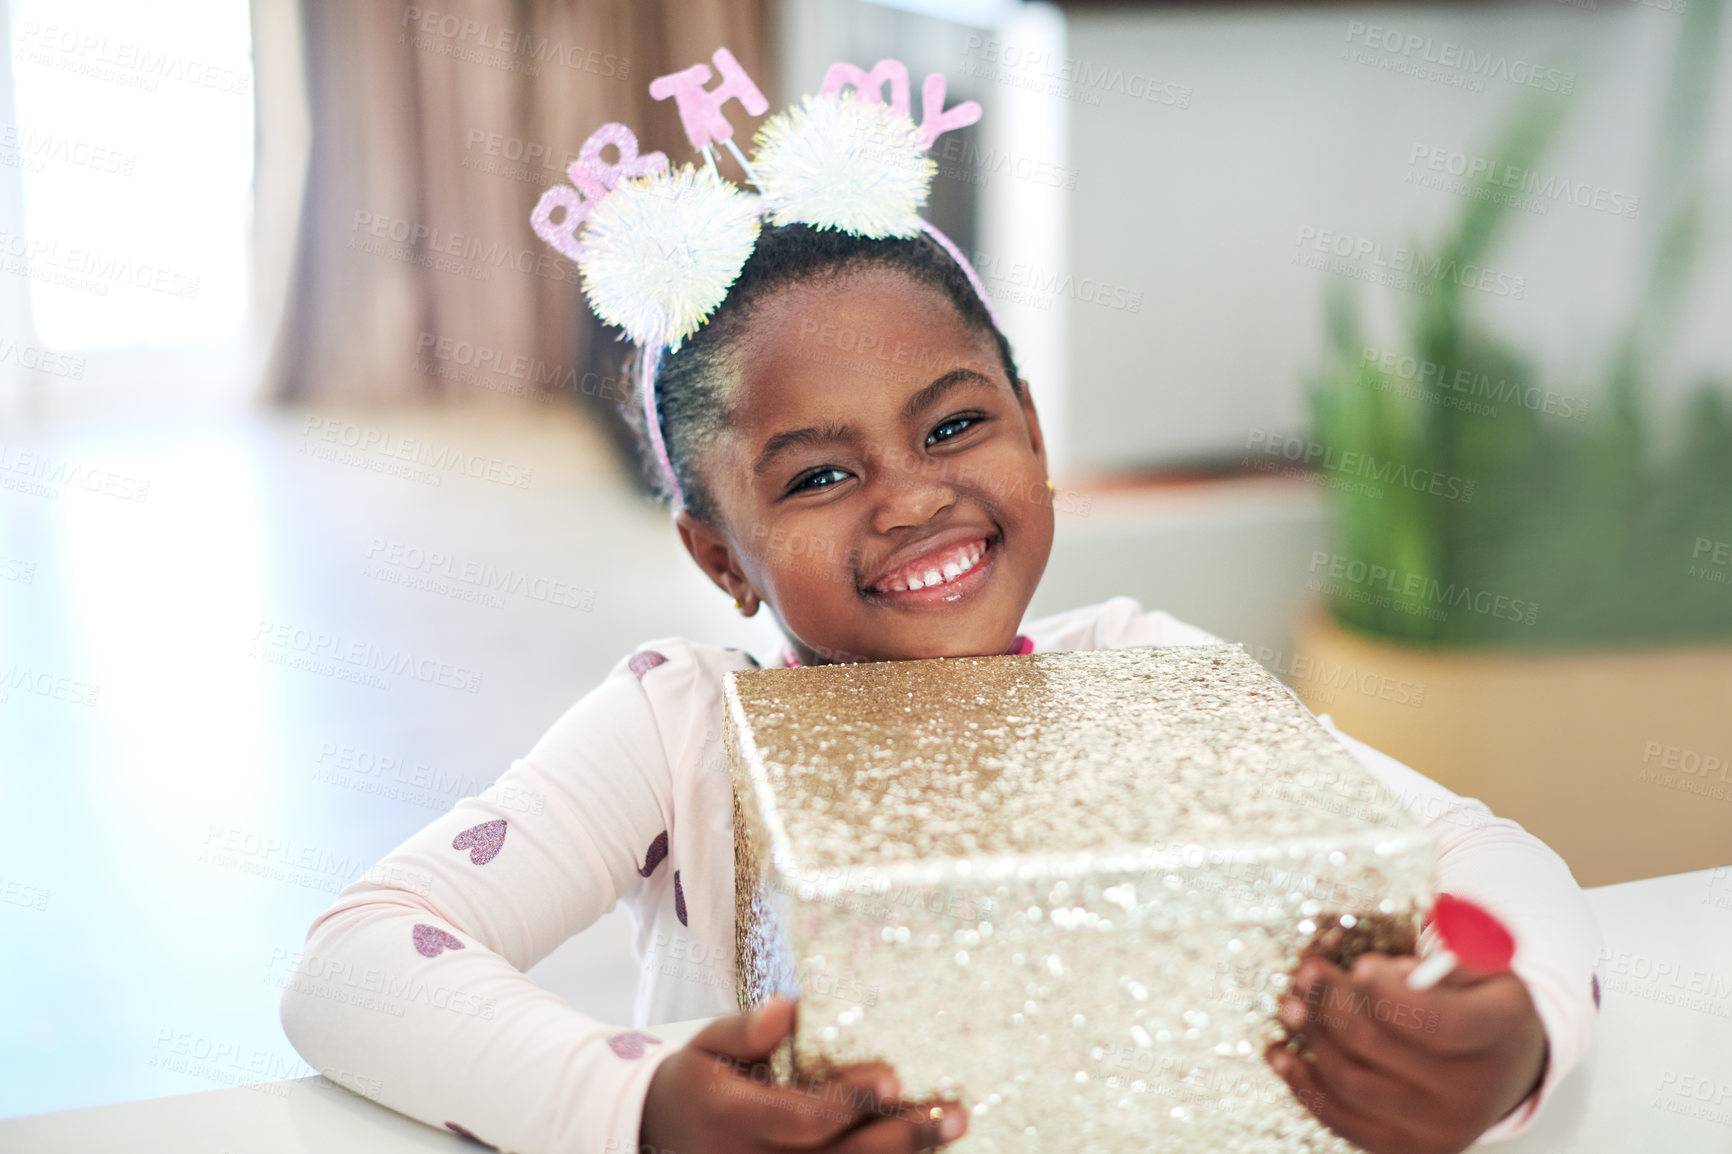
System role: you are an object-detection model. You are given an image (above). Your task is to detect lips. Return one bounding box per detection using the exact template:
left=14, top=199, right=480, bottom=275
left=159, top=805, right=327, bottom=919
left=866, top=533, right=994, bottom=594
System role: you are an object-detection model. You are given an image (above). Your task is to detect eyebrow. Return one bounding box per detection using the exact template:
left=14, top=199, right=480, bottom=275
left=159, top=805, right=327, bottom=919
left=899, top=368, right=1003, bottom=424
left=751, top=420, right=856, bottom=478
left=750, top=368, right=1005, bottom=478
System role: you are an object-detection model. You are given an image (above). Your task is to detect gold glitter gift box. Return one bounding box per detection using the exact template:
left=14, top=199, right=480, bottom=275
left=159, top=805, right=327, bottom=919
left=727, top=644, right=1436, bottom=1153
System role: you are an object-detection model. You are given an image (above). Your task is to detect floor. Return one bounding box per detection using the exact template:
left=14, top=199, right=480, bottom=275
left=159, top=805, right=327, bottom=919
left=0, top=399, right=793, bottom=1119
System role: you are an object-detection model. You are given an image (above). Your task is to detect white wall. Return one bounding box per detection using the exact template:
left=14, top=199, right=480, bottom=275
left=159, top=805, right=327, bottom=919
left=1027, top=479, right=1330, bottom=659
left=1062, top=2, right=1732, bottom=470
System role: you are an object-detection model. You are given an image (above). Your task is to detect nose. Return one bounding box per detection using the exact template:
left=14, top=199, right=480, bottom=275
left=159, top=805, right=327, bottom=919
left=867, top=451, right=957, bottom=535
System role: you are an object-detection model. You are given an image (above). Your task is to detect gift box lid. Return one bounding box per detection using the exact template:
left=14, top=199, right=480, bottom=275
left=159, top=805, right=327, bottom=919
left=725, top=644, right=1430, bottom=891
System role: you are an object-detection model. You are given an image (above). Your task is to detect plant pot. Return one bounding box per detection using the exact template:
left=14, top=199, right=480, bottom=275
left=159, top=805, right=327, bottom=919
left=1289, top=608, right=1732, bottom=887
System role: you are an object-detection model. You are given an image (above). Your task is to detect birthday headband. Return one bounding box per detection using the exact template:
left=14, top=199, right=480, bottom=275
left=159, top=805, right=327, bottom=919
left=528, top=48, right=998, bottom=509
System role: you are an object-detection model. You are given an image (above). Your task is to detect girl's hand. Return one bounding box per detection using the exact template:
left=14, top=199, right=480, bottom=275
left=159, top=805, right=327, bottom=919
left=1264, top=952, right=1548, bottom=1154
left=641, top=996, right=968, bottom=1154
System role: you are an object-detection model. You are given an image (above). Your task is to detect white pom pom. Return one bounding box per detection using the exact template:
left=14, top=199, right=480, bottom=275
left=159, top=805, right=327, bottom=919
left=751, top=93, right=934, bottom=238
left=577, top=165, right=762, bottom=350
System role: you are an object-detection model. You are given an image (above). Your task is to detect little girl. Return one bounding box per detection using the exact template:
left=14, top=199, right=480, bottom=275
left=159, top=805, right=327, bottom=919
left=281, top=67, right=1601, bottom=1154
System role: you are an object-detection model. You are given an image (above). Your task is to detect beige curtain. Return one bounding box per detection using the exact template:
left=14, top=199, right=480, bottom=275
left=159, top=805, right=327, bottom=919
left=259, top=0, right=773, bottom=414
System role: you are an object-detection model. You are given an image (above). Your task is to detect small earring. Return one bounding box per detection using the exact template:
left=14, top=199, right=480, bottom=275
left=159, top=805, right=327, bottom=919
left=732, top=598, right=742, bottom=610
left=1044, top=478, right=1055, bottom=492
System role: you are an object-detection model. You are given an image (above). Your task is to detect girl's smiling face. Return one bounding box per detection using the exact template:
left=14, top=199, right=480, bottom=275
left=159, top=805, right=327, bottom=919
left=676, top=265, right=1055, bottom=664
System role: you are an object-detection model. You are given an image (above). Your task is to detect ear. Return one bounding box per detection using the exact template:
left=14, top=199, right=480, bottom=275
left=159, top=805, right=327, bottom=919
left=1015, top=378, right=1048, bottom=474
left=676, top=510, right=760, bottom=612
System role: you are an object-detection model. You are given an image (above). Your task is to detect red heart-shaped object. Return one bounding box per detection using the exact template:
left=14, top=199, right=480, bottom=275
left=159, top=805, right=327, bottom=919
left=639, top=830, right=668, bottom=878
left=453, top=819, right=506, bottom=866
left=412, top=923, right=465, bottom=958
left=628, top=650, right=667, bottom=679
left=607, top=1031, right=661, bottom=1059
left=444, top=1122, right=497, bottom=1148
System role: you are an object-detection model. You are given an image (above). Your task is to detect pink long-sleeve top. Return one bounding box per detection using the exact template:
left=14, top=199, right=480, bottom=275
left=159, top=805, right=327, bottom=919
left=280, top=596, right=1601, bottom=1152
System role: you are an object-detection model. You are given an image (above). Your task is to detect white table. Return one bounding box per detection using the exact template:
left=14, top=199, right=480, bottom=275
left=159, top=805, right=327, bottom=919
left=7, top=869, right=1729, bottom=1153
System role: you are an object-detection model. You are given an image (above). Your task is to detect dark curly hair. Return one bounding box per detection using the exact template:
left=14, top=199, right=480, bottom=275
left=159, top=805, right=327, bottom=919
left=616, top=224, right=1021, bottom=525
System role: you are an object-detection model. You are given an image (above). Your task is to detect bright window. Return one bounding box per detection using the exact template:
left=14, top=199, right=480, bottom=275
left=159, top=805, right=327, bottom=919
left=7, top=0, right=253, bottom=351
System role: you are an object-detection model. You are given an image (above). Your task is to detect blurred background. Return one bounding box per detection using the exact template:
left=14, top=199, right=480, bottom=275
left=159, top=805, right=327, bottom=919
left=2, top=0, right=1729, bottom=1122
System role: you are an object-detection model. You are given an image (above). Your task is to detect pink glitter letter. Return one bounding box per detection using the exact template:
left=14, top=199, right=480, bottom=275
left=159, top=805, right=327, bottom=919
left=571, top=122, right=667, bottom=199
left=819, top=59, right=912, bottom=119
left=529, top=185, right=590, bottom=261
left=649, top=47, right=769, bottom=151
left=530, top=123, right=666, bottom=260
left=916, top=73, right=980, bottom=151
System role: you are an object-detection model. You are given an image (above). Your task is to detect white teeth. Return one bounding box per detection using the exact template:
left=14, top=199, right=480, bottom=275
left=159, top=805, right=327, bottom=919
left=874, top=538, right=991, bottom=593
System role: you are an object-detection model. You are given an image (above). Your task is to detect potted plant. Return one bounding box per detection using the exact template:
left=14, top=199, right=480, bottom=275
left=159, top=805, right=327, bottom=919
left=1294, top=0, right=1732, bottom=886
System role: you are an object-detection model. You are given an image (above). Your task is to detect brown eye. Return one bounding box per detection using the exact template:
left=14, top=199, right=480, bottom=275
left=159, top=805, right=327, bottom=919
left=790, top=466, right=850, bottom=494
left=927, top=414, right=982, bottom=447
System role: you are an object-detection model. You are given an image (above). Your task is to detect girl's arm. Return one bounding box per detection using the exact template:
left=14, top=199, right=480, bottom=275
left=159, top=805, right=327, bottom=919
left=280, top=649, right=682, bottom=1154
left=1316, top=716, right=1602, bottom=1140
